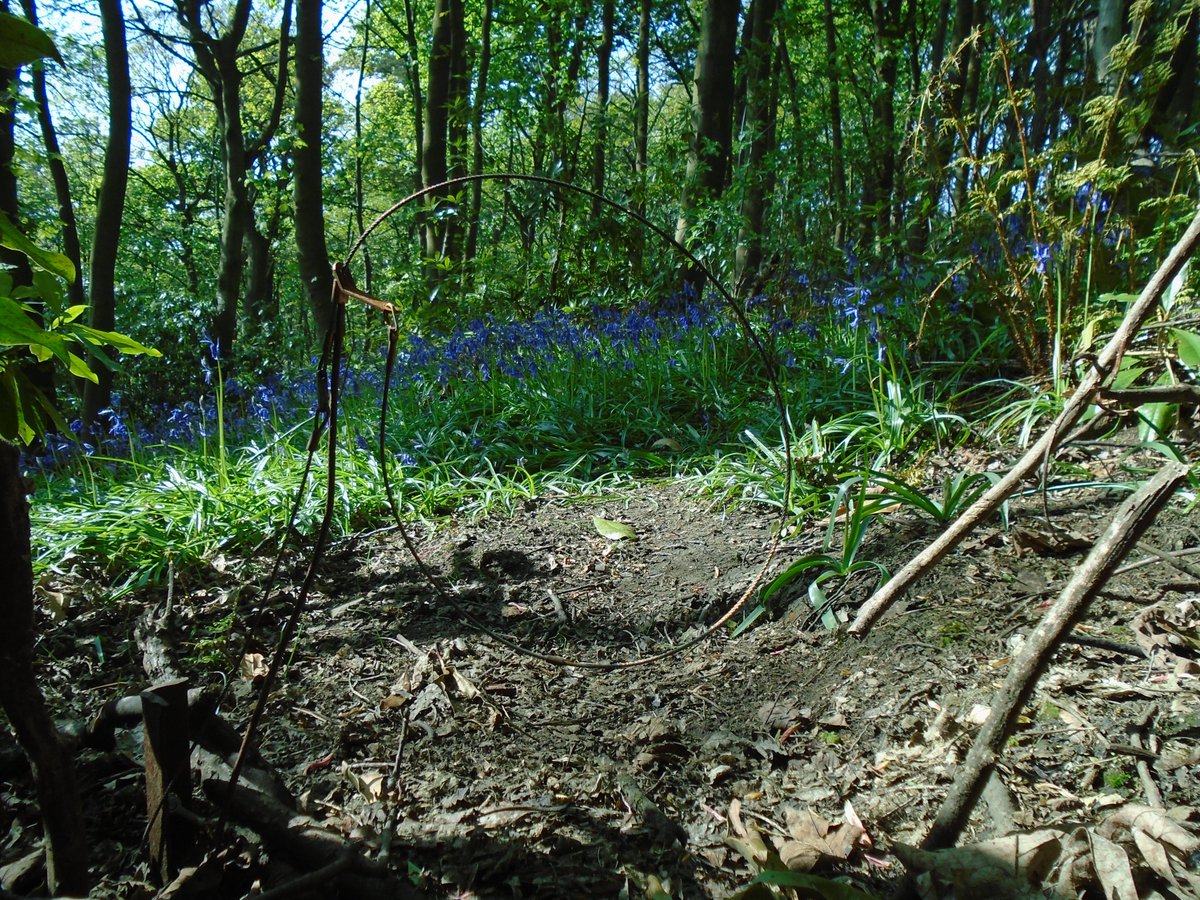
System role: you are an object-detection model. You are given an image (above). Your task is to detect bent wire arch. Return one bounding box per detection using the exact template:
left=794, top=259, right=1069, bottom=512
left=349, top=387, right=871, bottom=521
left=340, top=173, right=795, bottom=668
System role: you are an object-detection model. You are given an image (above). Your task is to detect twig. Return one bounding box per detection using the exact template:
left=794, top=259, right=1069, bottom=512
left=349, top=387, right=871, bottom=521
left=379, top=710, right=410, bottom=865
left=1114, top=545, right=1200, bottom=576
left=1131, top=706, right=1164, bottom=809
left=851, top=204, right=1200, bottom=637
left=1136, top=542, right=1200, bottom=582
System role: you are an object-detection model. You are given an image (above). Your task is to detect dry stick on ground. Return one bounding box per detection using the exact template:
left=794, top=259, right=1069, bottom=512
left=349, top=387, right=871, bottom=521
left=918, top=462, right=1187, bottom=856
left=849, top=204, right=1200, bottom=638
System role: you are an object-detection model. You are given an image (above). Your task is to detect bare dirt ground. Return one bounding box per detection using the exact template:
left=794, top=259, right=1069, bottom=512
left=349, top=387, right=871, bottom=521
left=3, top=439, right=1200, bottom=898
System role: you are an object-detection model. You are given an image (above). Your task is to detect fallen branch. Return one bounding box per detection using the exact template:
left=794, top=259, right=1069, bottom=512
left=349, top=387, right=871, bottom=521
left=850, top=204, right=1200, bottom=637
left=1100, top=383, right=1200, bottom=406
left=921, top=462, right=1188, bottom=853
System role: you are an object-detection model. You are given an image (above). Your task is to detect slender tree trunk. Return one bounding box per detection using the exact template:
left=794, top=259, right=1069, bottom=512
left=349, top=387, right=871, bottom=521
left=735, top=0, right=778, bottom=294
left=863, top=0, right=901, bottom=248
left=0, top=12, right=88, bottom=888
left=20, top=0, right=84, bottom=311
left=953, top=0, right=987, bottom=213
left=354, top=0, right=373, bottom=290
left=634, top=0, right=651, bottom=216
left=1094, top=0, right=1123, bottom=92
left=243, top=213, right=276, bottom=332
left=81, top=0, right=132, bottom=438
left=823, top=0, right=847, bottom=245
left=675, top=0, right=740, bottom=248
left=466, top=0, right=493, bottom=262
left=591, top=0, right=614, bottom=218
left=176, top=0, right=289, bottom=362
left=294, top=0, right=333, bottom=338
left=176, top=0, right=251, bottom=361
left=400, top=0, right=425, bottom=194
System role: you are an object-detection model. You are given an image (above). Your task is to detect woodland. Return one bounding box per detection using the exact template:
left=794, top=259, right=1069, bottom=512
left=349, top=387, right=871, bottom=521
left=2, top=0, right=1200, bottom=897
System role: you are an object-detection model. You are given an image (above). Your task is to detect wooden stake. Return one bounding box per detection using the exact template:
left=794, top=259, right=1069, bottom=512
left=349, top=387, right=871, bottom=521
left=142, top=677, right=191, bottom=885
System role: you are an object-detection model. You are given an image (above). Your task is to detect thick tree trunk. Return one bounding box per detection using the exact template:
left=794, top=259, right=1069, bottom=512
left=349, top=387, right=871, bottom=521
left=0, top=14, right=88, bottom=887
left=0, top=447, right=90, bottom=897
left=400, top=0, right=425, bottom=195
left=294, top=0, right=333, bottom=338
left=81, top=0, right=131, bottom=438
left=422, top=0, right=454, bottom=273
left=735, top=0, right=778, bottom=294
left=675, top=0, right=740, bottom=248
left=176, top=0, right=289, bottom=362
left=243, top=216, right=277, bottom=332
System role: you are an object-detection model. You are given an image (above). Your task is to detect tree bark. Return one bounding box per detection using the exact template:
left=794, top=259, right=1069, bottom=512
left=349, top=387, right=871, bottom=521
left=81, top=0, right=132, bottom=439
left=634, top=0, right=651, bottom=216
left=823, top=0, right=847, bottom=245
left=294, top=0, right=333, bottom=339
left=466, top=0, right=493, bottom=263
left=734, top=0, right=778, bottom=294
left=675, top=0, right=739, bottom=249
left=863, top=0, right=902, bottom=247
left=0, top=13, right=88, bottom=886
left=175, top=0, right=290, bottom=362
left=422, top=0, right=457, bottom=277
left=1094, top=0, right=1123, bottom=92
left=590, top=0, right=615, bottom=219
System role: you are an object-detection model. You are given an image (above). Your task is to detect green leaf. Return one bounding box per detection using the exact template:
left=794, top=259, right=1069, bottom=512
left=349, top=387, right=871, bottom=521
left=753, top=869, right=878, bottom=899
left=1170, top=329, right=1200, bottom=369
left=593, top=516, right=636, bottom=541
left=760, top=554, right=836, bottom=604
left=0, top=211, right=74, bottom=281
left=71, top=324, right=161, bottom=357
left=810, top=581, right=840, bottom=631
left=0, top=10, right=63, bottom=68
left=65, top=351, right=98, bottom=383
left=0, top=296, right=70, bottom=365
left=0, top=369, right=27, bottom=443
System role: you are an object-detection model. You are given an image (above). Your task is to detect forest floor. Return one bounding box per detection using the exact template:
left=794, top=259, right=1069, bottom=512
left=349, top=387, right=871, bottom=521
left=4, top=435, right=1200, bottom=899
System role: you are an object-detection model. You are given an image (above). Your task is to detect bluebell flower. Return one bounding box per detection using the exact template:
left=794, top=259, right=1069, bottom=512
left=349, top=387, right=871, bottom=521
left=799, top=322, right=818, bottom=340
left=1032, top=242, right=1052, bottom=274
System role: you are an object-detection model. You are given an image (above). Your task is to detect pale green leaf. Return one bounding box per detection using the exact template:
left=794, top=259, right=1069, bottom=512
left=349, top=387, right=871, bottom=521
left=66, top=351, right=98, bottom=383
left=71, top=324, right=161, bottom=357
left=593, top=516, right=636, bottom=541
left=1170, top=329, right=1200, bottom=369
